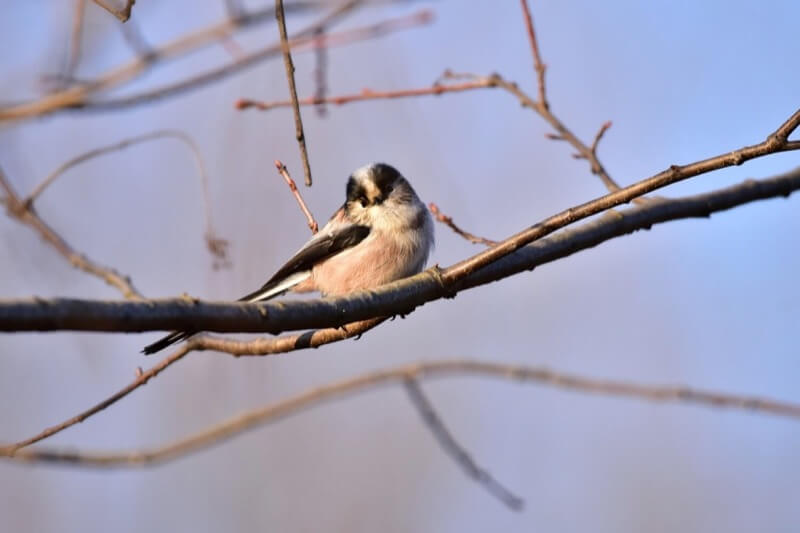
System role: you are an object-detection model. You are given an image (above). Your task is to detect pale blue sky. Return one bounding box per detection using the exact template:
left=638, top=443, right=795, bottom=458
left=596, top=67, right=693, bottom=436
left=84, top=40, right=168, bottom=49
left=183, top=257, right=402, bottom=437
left=1, top=1, right=799, bottom=531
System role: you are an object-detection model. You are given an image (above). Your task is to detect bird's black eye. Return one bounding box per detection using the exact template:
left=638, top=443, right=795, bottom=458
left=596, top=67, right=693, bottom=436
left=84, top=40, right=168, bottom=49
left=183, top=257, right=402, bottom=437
left=385, top=185, right=393, bottom=194
left=359, top=196, right=368, bottom=207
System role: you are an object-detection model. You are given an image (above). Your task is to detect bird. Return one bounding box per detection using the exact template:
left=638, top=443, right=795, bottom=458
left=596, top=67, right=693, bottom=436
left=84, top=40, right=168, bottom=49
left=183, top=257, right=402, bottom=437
left=142, top=162, right=434, bottom=355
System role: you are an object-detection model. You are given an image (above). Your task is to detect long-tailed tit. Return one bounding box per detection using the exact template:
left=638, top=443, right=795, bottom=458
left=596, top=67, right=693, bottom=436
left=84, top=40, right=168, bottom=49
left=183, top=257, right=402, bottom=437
left=143, top=163, right=434, bottom=354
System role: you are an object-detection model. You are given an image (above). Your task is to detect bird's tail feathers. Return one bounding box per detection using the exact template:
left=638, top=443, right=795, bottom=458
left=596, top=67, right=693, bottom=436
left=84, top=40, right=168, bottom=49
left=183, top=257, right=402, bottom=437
left=141, top=271, right=311, bottom=356
left=238, top=271, right=311, bottom=303
left=142, top=330, right=194, bottom=355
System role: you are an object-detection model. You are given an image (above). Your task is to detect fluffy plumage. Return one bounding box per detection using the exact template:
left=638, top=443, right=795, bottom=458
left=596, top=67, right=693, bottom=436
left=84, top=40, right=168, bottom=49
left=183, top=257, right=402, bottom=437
left=142, top=163, right=433, bottom=355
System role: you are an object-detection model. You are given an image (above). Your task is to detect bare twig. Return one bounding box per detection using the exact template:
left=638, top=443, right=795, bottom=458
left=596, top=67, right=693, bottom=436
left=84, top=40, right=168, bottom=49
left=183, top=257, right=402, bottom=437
left=519, top=0, right=547, bottom=109
left=92, top=0, right=135, bottom=22
left=428, top=202, right=498, bottom=246
left=236, top=75, right=497, bottom=110
left=3, top=358, right=799, bottom=466
left=590, top=121, right=613, bottom=157
left=274, top=160, right=319, bottom=233
left=5, top=162, right=800, bottom=336
left=20, top=130, right=229, bottom=268
left=275, top=0, right=316, bottom=186
left=5, top=318, right=383, bottom=450
left=0, top=165, right=143, bottom=300
left=3, top=346, right=191, bottom=452
left=404, top=377, right=524, bottom=511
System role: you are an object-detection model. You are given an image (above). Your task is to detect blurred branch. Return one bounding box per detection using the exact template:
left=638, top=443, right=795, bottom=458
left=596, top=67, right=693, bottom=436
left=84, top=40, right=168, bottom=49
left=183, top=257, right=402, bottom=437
left=428, top=202, right=498, bottom=246
left=275, top=0, right=317, bottom=186
left=3, top=346, right=190, bottom=453
left=92, top=0, right=135, bottom=22
left=66, top=9, right=434, bottom=114
left=404, top=377, right=524, bottom=511
left=0, top=164, right=143, bottom=300
left=274, top=160, right=319, bottom=233
left=56, top=0, right=87, bottom=89
left=3, top=120, right=800, bottom=333
left=312, top=28, right=329, bottom=116
left=3, top=358, right=799, bottom=466
left=5, top=318, right=384, bottom=450
left=118, top=16, right=152, bottom=57
left=20, top=129, right=229, bottom=268
left=0, top=1, right=382, bottom=121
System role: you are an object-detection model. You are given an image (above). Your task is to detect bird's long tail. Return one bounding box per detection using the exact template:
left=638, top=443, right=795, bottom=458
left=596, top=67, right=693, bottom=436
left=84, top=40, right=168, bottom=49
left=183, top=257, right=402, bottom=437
left=141, top=271, right=311, bottom=355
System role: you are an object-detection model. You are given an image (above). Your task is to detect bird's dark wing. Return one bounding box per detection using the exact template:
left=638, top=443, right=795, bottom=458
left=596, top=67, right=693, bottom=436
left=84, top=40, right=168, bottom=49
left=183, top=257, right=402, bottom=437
left=142, top=221, right=370, bottom=355
left=238, top=222, right=370, bottom=302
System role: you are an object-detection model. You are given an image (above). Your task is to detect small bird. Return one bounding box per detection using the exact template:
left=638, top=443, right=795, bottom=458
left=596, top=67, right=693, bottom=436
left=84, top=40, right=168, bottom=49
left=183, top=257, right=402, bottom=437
left=142, top=162, right=434, bottom=354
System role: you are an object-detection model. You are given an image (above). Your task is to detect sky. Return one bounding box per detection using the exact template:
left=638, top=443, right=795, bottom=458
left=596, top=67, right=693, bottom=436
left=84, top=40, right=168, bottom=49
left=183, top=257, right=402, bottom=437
left=1, top=1, right=799, bottom=531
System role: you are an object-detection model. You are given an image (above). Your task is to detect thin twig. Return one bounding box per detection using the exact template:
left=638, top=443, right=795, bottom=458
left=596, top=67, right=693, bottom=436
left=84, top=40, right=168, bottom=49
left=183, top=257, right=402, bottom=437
left=3, top=346, right=191, bottom=452
left=275, top=160, right=319, bottom=233
left=236, top=75, right=497, bottom=110
left=0, top=164, right=143, bottom=300
left=3, top=358, right=799, bottom=466
left=403, top=377, right=524, bottom=511
left=519, top=0, right=547, bottom=109
left=91, top=0, right=135, bottom=22
left=590, top=121, right=613, bottom=157
left=21, top=130, right=229, bottom=268
left=428, top=203, right=497, bottom=246
left=276, top=0, right=321, bottom=186
left=4, top=318, right=383, bottom=450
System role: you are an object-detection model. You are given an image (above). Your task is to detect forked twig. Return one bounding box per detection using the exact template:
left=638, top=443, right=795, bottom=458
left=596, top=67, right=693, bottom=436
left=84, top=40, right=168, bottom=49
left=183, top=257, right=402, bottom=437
left=428, top=203, right=497, bottom=246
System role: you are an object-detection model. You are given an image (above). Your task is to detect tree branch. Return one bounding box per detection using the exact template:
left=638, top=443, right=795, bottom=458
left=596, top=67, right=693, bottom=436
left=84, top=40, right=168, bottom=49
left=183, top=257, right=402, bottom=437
left=3, top=358, right=798, bottom=466
left=3, top=157, right=799, bottom=334
left=404, top=377, right=524, bottom=510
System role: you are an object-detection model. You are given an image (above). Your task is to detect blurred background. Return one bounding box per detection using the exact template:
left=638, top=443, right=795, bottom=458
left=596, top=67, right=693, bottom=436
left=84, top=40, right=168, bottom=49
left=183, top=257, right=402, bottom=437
left=1, top=1, right=799, bottom=531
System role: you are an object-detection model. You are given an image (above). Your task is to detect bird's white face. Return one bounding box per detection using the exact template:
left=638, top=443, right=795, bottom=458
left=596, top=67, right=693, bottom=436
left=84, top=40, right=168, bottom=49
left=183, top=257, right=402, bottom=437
left=344, top=163, right=424, bottom=230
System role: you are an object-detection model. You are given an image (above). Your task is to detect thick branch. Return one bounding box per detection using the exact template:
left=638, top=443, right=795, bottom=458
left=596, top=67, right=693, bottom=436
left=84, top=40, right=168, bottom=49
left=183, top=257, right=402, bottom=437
left=3, top=358, right=798, bottom=466
left=2, top=162, right=799, bottom=334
